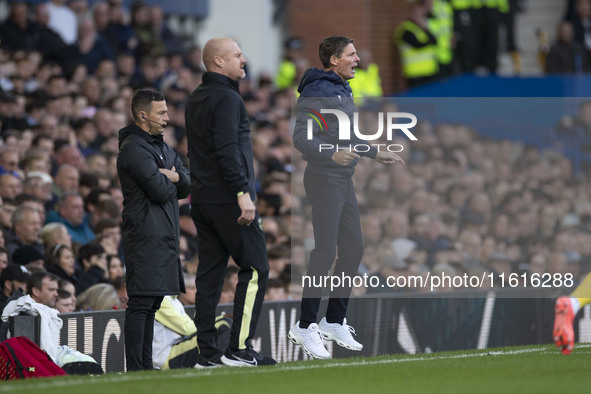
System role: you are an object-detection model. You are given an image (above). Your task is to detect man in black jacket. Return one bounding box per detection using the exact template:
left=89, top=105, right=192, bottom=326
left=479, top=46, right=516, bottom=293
left=185, top=37, right=275, bottom=367
left=117, top=89, right=190, bottom=371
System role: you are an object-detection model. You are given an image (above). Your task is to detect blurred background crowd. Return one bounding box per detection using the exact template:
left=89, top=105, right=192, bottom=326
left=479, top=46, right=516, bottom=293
left=0, top=0, right=589, bottom=316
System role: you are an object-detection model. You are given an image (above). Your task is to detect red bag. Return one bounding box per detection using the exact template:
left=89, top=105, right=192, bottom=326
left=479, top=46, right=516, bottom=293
left=0, top=337, right=67, bottom=380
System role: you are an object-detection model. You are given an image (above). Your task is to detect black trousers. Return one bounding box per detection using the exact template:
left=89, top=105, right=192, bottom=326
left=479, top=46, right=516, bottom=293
left=454, top=8, right=482, bottom=73
left=300, top=170, right=364, bottom=326
left=125, top=295, right=163, bottom=371
left=479, top=7, right=501, bottom=73
left=192, top=204, right=268, bottom=358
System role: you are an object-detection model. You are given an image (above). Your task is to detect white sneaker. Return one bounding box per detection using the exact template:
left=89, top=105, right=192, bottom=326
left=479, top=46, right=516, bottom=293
left=318, top=318, right=363, bottom=351
left=288, top=321, right=331, bottom=359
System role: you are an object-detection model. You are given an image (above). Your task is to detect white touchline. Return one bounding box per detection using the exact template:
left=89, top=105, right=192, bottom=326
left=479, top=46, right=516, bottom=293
left=2, top=344, right=590, bottom=392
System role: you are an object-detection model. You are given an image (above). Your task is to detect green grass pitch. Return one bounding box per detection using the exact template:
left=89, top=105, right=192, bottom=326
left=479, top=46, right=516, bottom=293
left=1, top=344, right=588, bottom=394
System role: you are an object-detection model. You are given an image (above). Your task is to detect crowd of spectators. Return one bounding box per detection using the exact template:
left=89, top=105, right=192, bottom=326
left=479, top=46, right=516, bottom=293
left=0, top=0, right=294, bottom=316
left=0, top=0, right=589, bottom=317
left=292, top=106, right=591, bottom=295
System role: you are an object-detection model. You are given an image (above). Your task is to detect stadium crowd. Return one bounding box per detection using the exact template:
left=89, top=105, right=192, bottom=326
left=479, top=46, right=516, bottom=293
left=0, top=0, right=589, bottom=320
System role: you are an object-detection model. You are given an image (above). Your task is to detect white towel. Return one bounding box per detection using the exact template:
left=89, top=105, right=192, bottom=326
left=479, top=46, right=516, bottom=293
left=1, top=295, right=63, bottom=361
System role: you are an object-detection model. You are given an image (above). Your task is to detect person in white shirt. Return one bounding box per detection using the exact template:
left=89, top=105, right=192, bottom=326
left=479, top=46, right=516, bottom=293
left=47, top=0, right=78, bottom=45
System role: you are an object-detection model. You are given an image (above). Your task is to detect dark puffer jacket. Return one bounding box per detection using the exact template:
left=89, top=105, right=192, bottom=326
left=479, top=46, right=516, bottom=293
left=117, top=123, right=190, bottom=296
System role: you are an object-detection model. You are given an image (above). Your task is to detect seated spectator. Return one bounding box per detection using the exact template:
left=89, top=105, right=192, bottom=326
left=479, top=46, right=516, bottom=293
left=40, top=222, right=72, bottom=251
left=46, top=192, right=95, bottom=246
left=58, top=278, right=77, bottom=307
left=75, top=242, right=107, bottom=294
left=52, top=164, right=80, bottom=198
left=264, top=278, right=288, bottom=301
left=101, top=5, right=138, bottom=57
left=0, top=173, right=23, bottom=201
left=33, top=2, right=68, bottom=66
left=131, top=1, right=165, bottom=59
left=111, top=276, right=127, bottom=308
left=12, top=244, right=45, bottom=271
left=0, top=271, right=59, bottom=352
left=66, top=18, right=115, bottom=74
left=106, top=254, right=124, bottom=281
left=76, top=282, right=119, bottom=311
left=0, top=263, right=29, bottom=313
left=23, top=172, right=54, bottom=211
left=47, top=0, right=78, bottom=45
left=27, top=271, right=59, bottom=308
left=55, top=288, right=75, bottom=313
left=45, top=243, right=76, bottom=280
left=267, top=244, right=290, bottom=279
left=15, top=194, right=47, bottom=226
left=5, top=205, right=44, bottom=265
left=94, top=218, right=122, bottom=257
left=0, top=150, right=21, bottom=177
left=0, top=2, right=39, bottom=53
left=72, top=118, right=98, bottom=157
left=150, top=5, right=185, bottom=54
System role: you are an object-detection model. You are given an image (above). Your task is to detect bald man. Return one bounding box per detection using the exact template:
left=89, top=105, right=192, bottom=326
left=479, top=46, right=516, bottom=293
left=185, top=38, right=275, bottom=367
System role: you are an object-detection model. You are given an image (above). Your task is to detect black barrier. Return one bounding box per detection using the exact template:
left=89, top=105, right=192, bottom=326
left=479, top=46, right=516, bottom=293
left=12, top=289, right=591, bottom=372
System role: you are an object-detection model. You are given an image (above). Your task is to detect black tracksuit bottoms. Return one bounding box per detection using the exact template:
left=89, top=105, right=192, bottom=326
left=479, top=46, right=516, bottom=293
left=125, top=295, right=164, bottom=371
left=300, top=169, right=364, bottom=327
left=192, top=204, right=269, bottom=358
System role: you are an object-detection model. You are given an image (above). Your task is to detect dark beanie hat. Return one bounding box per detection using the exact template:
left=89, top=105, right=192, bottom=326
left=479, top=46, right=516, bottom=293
left=12, top=245, right=44, bottom=266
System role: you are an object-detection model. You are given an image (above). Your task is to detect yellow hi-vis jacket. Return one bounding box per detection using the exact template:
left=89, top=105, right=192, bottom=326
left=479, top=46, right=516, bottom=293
left=394, top=20, right=439, bottom=79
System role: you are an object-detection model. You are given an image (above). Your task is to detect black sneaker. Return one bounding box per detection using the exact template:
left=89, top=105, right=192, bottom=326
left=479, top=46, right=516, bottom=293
left=220, top=347, right=277, bottom=367
left=194, top=353, right=224, bottom=369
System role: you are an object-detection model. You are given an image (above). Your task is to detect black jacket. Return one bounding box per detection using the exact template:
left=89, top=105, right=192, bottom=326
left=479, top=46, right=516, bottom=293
left=293, top=68, right=377, bottom=177
left=46, top=263, right=105, bottom=296
left=185, top=72, right=256, bottom=204
left=117, top=123, right=190, bottom=296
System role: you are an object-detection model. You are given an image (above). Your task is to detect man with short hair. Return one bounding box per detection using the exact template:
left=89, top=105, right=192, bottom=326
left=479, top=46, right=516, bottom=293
left=53, top=164, right=80, bottom=196
left=27, top=271, right=59, bottom=308
left=5, top=205, right=44, bottom=265
left=76, top=242, right=107, bottom=294
left=0, top=173, right=22, bottom=200
left=23, top=172, right=54, bottom=208
left=118, top=89, right=190, bottom=371
left=289, top=35, right=404, bottom=359
left=46, top=192, right=94, bottom=245
left=186, top=37, right=275, bottom=367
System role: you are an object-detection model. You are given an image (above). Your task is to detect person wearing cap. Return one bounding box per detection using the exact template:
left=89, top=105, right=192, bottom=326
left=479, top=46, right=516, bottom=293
left=12, top=244, right=45, bottom=271
left=0, top=251, right=28, bottom=313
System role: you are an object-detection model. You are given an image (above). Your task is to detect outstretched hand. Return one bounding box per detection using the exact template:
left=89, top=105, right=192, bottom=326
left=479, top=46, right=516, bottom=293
left=375, top=151, right=406, bottom=166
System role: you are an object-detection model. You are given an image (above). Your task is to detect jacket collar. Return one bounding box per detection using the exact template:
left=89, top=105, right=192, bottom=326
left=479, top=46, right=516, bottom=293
left=120, top=123, right=164, bottom=146
left=202, top=71, right=240, bottom=93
